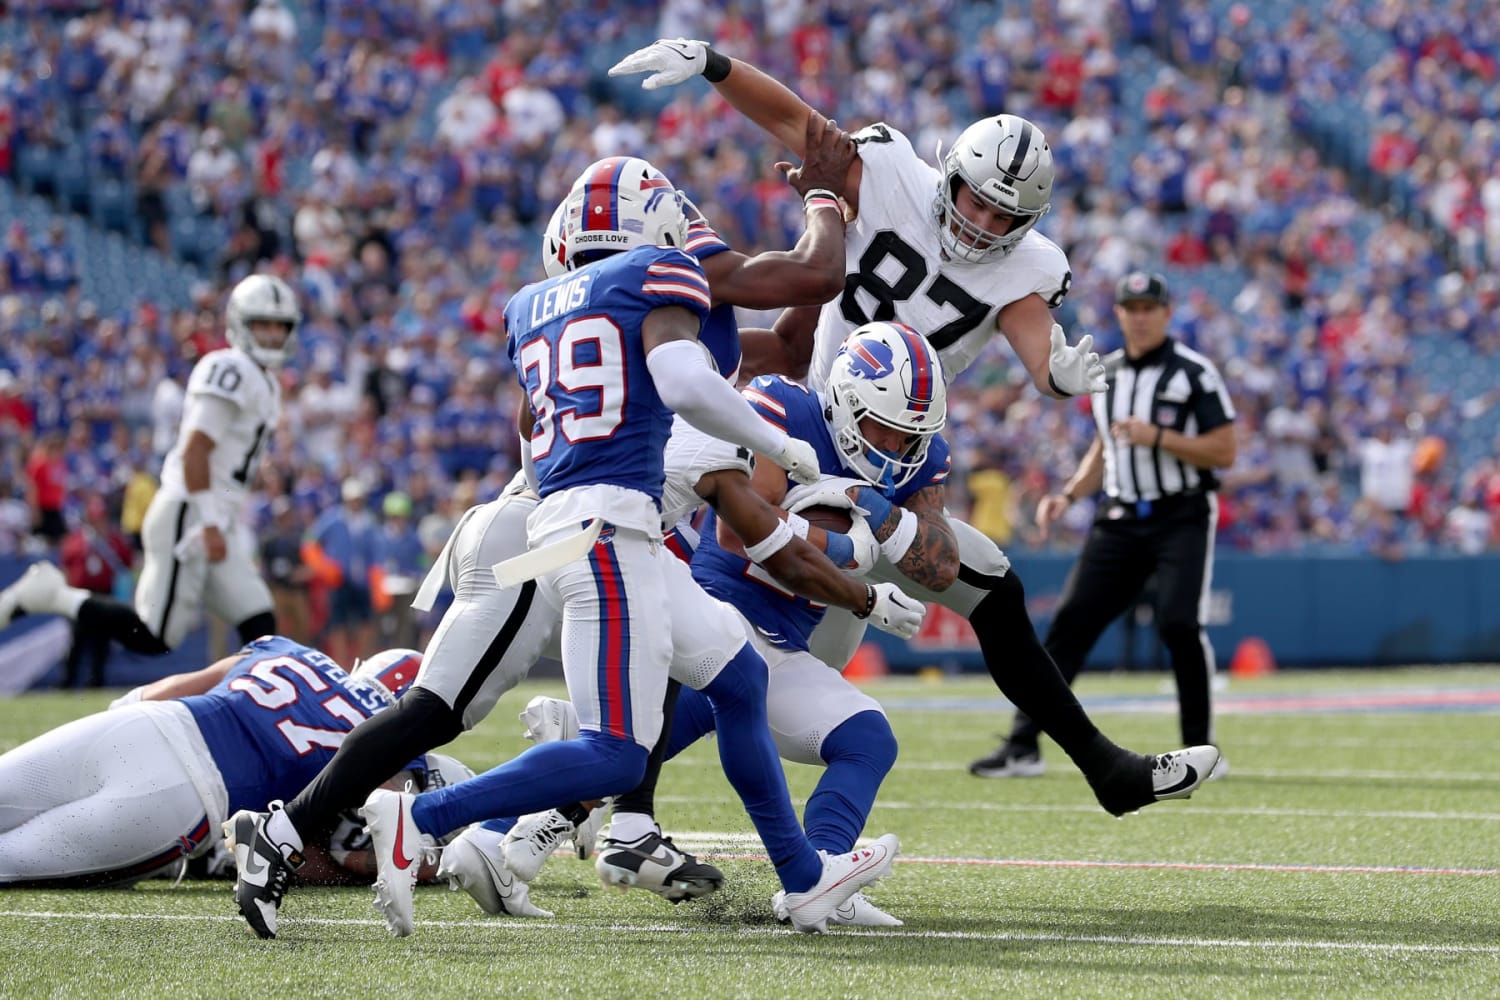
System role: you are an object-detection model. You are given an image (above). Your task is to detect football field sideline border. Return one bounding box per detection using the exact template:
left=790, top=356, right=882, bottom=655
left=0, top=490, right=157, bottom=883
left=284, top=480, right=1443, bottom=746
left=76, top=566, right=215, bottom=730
left=1, top=909, right=1495, bottom=956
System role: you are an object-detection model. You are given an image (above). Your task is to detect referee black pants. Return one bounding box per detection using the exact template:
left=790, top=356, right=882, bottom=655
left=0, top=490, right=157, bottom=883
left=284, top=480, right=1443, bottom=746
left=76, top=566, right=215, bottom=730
left=1010, top=493, right=1218, bottom=748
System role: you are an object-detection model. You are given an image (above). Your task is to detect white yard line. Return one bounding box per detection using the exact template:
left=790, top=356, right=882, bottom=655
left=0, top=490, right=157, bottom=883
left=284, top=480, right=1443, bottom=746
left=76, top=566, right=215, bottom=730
left=1, top=910, right=1495, bottom=955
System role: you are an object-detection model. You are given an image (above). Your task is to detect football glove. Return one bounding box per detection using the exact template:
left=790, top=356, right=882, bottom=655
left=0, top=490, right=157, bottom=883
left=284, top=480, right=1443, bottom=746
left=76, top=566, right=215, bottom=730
left=842, top=513, right=881, bottom=576
left=1047, top=324, right=1107, bottom=396
left=864, top=583, right=926, bottom=639
left=608, top=38, right=710, bottom=90
left=782, top=475, right=868, bottom=514
left=767, top=436, right=822, bottom=485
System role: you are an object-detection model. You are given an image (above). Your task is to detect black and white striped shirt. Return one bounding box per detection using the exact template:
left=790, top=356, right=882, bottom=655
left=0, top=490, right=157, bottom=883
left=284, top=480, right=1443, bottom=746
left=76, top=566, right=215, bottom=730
left=1092, top=338, right=1236, bottom=503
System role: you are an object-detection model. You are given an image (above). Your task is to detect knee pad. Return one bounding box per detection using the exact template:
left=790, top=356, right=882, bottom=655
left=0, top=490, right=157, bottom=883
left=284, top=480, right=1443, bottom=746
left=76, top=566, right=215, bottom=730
left=820, top=709, right=898, bottom=776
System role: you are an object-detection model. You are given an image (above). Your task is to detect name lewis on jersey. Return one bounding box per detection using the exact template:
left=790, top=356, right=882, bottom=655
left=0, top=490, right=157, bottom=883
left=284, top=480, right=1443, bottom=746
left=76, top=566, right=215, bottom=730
left=530, top=271, right=596, bottom=326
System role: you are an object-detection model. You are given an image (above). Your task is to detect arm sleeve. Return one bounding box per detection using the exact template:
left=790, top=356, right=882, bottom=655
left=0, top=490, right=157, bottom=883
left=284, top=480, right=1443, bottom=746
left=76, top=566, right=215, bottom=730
left=179, top=392, right=239, bottom=444
left=647, top=339, right=788, bottom=457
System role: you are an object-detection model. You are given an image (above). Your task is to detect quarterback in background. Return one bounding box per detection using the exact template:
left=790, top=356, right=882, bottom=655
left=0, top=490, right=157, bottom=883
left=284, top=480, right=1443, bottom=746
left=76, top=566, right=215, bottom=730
left=0, top=274, right=299, bottom=655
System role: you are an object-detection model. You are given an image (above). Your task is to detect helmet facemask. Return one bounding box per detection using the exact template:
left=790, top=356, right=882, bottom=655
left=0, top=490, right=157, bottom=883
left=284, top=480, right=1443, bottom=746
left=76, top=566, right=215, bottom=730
left=824, top=322, right=947, bottom=490
left=934, top=115, right=1054, bottom=263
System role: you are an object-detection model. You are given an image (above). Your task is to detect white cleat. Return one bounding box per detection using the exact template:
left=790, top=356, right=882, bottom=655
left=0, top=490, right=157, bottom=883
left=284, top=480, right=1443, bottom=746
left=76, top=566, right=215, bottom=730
left=781, top=834, right=900, bottom=933
left=436, top=825, right=553, bottom=918
left=571, top=799, right=610, bottom=860
left=501, top=810, right=574, bottom=882
left=359, top=788, right=423, bottom=937
left=519, top=696, right=579, bottom=744
left=1150, top=746, right=1221, bottom=802
left=772, top=888, right=903, bottom=927
left=1206, top=753, right=1230, bottom=783
left=2, top=561, right=69, bottom=620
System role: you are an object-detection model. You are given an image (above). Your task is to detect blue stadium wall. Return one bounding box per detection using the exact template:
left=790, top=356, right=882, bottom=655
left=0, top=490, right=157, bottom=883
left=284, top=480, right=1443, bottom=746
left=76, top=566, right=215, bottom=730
left=2, top=553, right=1497, bottom=688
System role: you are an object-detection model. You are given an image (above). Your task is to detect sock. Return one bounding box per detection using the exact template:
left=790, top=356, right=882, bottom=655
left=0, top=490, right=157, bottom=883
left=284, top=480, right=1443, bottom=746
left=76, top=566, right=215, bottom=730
left=663, top=684, right=717, bottom=759
left=701, top=644, right=821, bottom=893
left=612, top=679, right=682, bottom=820
left=77, top=597, right=170, bottom=655
left=410, top=731, right=647, bottom=840
left=606, top=811, right=658, bottom=844
left=970, top=573, right=1120, bottom=773
left=803, top=711, right=898, bottom=854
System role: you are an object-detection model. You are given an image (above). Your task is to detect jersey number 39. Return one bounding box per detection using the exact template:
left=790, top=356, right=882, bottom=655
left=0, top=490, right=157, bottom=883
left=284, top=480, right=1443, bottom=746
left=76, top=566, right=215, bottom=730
left=519, top=317, right=627, bottom=459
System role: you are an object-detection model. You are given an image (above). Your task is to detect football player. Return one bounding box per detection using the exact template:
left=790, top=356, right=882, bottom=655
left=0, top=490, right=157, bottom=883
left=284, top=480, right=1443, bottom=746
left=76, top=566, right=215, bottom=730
left=233, top=154, right=902, bottom=940
left=612, top=41, right=1221, bottom=811
left=0, top=274, right=298, bottom=655
left=0, top=639, right=463, bottom=889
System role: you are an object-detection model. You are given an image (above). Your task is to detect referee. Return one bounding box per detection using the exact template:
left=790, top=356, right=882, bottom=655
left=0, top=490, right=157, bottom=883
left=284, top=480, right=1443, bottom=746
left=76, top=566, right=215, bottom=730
left=971, top=271, right=1237, bottom=778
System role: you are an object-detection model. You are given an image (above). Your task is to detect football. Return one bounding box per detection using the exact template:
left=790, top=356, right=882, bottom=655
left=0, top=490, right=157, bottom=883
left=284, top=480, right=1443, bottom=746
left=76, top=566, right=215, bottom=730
left=796, top=504, right=854, bottom=534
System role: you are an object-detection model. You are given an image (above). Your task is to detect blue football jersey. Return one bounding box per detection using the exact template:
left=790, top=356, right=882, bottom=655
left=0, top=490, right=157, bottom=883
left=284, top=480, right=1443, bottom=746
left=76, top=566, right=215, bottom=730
left=506, top=245, right=712, bottom=502
left=184, top=637, right=396, bottom=815
left=683, top=219, right=741, bottom=380
left=692, top=375, right=951, bottom=651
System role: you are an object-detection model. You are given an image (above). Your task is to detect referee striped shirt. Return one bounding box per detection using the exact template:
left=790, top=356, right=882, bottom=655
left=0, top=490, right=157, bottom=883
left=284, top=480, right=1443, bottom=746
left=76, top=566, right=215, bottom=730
left=1092, top=338, right=1236, bottom=503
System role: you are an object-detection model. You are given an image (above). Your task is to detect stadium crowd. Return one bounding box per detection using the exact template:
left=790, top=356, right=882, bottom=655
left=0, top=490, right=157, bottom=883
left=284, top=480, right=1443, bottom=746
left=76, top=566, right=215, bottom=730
left=1, top=0, right=1498, bottom=651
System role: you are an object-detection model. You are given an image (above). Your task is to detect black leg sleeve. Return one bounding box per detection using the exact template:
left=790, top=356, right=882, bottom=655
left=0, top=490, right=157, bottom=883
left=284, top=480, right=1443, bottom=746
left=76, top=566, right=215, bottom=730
left=611, top=678, right=681, bottom=819
left=76, top=596, right=171, bottom=656
left=970, top=571, right=1121, bottom=773
left=235, top=611, right=278, bottom=647
left=283, top=687, right=465, bottom=839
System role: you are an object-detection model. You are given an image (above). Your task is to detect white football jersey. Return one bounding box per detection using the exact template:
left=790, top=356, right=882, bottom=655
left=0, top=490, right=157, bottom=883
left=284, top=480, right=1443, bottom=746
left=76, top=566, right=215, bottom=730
left=157, top=347, right=281, bottom=502
left=808, top=124, right=1073, bottom=390
left=659, top=415, right=754, bottom=530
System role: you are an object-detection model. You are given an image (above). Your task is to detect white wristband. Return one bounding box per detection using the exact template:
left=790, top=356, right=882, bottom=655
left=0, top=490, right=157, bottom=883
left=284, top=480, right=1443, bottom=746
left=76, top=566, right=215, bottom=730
left=879, top=508, right=919, bottom=563
left=743, top=517, right=795, bottom=563
left=785, top=512, right=810, bottom=539
left=186, top=491, right=227, bottom=530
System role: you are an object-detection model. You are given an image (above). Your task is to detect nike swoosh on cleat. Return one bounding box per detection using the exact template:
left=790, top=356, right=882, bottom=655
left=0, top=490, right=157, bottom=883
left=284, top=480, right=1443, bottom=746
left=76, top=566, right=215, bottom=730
left=392, top=808, right=416, bottom=870
left=1156, top=765, right=1199, bottom=796
left=242, top=850, right=267, bottom=878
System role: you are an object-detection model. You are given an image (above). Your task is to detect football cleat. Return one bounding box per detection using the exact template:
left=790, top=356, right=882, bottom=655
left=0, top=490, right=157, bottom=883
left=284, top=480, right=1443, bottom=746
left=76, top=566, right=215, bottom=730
left=781, top=834, right=900, bottom=933
left=437, top=825, right=553, bottom=918
left=2, top=561, right=69, bottom=620
left=519, top=695, right=579, bottom=744
left=967, top=741, right=1046, bottom=778
left=1206, top=753, right=1230, bottom=782
left=594, top=830, right=724, bottom=903
left=501, top=810, right=574, bottom=882
left=771, top=888, right=903, bottom=927
left=360, top=787, right=424, bottom=937
left=1150, top=745, right=1220, bottom=802
left=225, top=803, right=303, bottom=940
left=571, top=799, right=610, bottom=860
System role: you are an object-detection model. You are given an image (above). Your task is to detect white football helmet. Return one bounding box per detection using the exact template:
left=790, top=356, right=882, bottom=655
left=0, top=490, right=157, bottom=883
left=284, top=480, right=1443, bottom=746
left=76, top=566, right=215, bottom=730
left=935, top=114, right=1054, bottom=262
left=561, top=156, right=689, bottom=267
left=349, top=647, right=421, bottom=705
left=541, top=199, right=568, bottom=278
left=423, top=752, right=475, bottom=790
left=225, top=273, right=301, bottom=369
left=824, top=321, right=948, bottom=489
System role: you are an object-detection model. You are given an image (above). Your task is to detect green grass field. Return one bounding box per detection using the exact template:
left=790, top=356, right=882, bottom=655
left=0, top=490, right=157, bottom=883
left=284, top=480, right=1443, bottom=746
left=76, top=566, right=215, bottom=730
left=3, top=666, right=1498, bottom=999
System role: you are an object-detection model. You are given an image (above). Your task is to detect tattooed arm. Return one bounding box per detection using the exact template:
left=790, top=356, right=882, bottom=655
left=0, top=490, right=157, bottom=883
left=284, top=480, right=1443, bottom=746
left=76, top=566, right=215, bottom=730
left=857, top=483, right=959, bottom=592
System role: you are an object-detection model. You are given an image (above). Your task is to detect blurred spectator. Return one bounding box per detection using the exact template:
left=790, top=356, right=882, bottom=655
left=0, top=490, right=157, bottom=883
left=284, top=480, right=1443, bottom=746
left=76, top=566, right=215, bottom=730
left=304, top=477, right=382, bottom=668
left=25, top=431, right=68, bottom=549
left=260, top=495, right=314, bottom=644
left=57, top=495, right=135, bottom=689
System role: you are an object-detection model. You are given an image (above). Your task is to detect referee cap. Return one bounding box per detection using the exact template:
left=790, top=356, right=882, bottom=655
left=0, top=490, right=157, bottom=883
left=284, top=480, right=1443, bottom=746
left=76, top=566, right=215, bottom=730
left=1115, top=271, right=1170, bottom=306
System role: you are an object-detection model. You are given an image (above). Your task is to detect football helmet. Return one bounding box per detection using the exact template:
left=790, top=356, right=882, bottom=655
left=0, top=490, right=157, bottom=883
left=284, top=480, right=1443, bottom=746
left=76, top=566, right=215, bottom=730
left=824, top=321, right=947, bottom=489
left=350, top=647, right=421, bottom=705
left=541, top=199, right=568, bottom=278
left=935, top=115, right=1054, bottom=262
left=561, top=156, right=689, bottom=267
left=225, top=273, right=301, bottom=369
left=423, top=752, right=475, bottom=791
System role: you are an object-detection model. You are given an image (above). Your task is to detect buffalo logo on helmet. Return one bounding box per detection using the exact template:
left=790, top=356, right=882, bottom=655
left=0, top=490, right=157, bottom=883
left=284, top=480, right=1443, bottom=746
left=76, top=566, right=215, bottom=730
left=843, top=337, right=897, bottom=381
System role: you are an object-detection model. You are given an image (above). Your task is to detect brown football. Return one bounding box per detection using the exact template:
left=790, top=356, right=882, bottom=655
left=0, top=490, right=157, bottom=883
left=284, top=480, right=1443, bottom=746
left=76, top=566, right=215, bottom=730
left=795, top=504, right=853, bottom=534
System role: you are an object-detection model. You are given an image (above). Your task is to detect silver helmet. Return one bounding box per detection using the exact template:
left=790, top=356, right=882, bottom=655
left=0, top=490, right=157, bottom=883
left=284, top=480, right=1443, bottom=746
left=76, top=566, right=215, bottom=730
left=935, top=114, right=1054, bottom=262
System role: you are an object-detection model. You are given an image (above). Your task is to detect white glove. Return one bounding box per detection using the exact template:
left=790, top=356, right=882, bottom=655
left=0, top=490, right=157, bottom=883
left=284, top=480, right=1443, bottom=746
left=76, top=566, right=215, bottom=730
left=608, top=38, right=709, bottom=91
left=864, top=582, right=925, bottom=639
left=1047, top=324, right=1106, bottom=396
left=843, top=514, right=880, bottom=576
left=767, top=437, right=822, bottom=485
left=782, top=475, right=867, bottom=514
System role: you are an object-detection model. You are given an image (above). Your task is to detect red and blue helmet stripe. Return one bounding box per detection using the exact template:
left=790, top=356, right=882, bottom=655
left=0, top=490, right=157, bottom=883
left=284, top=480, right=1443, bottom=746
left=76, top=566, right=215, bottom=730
left=581, top=156, right=630, bottom=234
